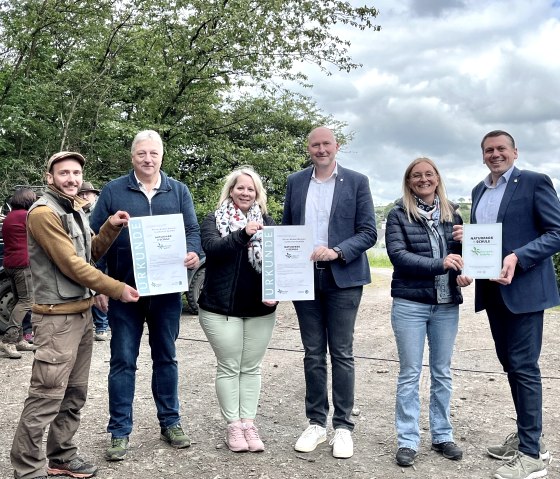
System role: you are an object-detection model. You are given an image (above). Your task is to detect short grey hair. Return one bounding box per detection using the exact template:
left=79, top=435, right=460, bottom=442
left=131, top=130, right=164, bottom=155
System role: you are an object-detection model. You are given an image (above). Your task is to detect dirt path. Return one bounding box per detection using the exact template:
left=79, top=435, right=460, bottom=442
left=1, top=268, right=559, bottom=479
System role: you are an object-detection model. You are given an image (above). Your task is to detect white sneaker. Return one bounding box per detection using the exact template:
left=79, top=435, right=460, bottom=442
left=294, top=425, right=327, bottom=452
left=330, top=429, right=353, bottom=458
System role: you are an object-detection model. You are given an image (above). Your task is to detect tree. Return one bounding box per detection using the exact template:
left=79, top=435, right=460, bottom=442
left=174, top=91, right=348, bottom=221
left=0, top=0, right=381, bottom=208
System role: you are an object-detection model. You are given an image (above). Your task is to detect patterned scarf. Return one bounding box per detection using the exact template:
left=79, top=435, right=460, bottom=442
left=415, top=194, right=441, bottom=232
left=215, top=198, right=264, bottom=273
left=415, top=194, right=445, bottom=258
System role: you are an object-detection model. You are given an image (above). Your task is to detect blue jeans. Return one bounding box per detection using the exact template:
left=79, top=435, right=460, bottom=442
left=391, top=297, right=459, bottom=450
left=293, top=266, right=363, bottom=431
left=107, top=293, right=182, bottom=438
left=92, top=305, right=108, bottom=333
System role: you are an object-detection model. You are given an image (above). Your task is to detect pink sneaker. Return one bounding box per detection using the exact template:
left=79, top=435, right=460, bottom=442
left=226, top=422, right=249, bottom=452
left=243, top=423, right=264, bottom=452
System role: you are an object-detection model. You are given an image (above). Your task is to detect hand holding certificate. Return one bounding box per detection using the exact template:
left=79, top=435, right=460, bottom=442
left=262, top=225, right=314, bottom=301
left=462, top=223, right=502, bottom=279
left=129, top=214, right=189, bottom=296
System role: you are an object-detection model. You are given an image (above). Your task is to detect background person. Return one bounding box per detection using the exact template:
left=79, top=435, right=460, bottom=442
left=78, top=181, right=109, bottom=341
left=282, top=126, right=377, bottom=459
left=456, top=130, right=560, bottom=479
left=90, top=129, right=202, bottom=461
left=386, top=157, right=464, bottom=467
left=198, top=167, right=278, bottom=453
left=0, top=188, right=37, bottom=359
left=10, top=151, right=138, bottom=479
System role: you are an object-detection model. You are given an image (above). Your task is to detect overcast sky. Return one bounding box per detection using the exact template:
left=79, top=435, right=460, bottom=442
left=293, top=0, right=560, bottom=205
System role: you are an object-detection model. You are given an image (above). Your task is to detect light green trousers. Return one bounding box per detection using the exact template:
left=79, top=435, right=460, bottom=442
left=199, top=308, right=276, bottom=422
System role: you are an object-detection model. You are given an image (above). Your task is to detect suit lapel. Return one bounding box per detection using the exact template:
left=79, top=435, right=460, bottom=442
left=329, top=165, right=345, bottom=221
left=497, top=167, right=521, bottom=222
left=471, top=183, right=485, bottom=224
left=299, top=168, right=313, bottom=223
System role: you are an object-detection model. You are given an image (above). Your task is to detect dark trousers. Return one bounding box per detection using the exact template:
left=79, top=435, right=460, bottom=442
left=293, top=265, right=363, bottom=431
left=482, top=281, right=543, bottom=457
left=3, top=267, right=33, bottom=344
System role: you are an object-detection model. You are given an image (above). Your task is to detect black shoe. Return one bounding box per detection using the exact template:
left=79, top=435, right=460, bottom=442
left=396, top=447, right=417, bottom=466
left=431, top=441, right=463, bottom=460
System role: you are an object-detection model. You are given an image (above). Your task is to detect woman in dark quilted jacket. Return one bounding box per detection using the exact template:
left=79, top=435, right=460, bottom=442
left=198, top=166, right=278, bottom=453
left=386, top=157, right=464, bottom=468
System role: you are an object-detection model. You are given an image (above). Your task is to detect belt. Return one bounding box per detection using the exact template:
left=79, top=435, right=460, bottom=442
left=315, top=261, right=331, bottom=270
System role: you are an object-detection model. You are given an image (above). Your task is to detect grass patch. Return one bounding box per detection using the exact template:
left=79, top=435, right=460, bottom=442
left=368, top=248, right=392, bottom=268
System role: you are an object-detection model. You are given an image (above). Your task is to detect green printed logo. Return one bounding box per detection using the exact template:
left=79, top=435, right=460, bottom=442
left=471, top=246, right=492, bottom=256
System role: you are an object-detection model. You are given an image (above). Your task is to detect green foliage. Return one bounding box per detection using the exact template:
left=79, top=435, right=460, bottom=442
left=375, top=201, right=396, bottom=225
left=0, top=0, right=381, bottom=214
left=554, top=253, right=560, bottom=291
left=457, top=202, right=472, bottom=223
left=367, top=249, right=392, bottom=268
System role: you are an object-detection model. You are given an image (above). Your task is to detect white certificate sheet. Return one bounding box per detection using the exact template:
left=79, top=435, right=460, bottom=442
left=262, top=225, right=314, bottom=301
left=462, top=223, right=503, bottom=279
left=128, top=214, right=188, bottom=296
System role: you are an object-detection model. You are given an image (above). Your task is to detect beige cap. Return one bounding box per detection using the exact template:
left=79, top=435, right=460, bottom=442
left=46, top=151, right=86, bottom=172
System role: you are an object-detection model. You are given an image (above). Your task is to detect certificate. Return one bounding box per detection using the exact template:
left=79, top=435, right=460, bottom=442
left=128, top=214, right=189, bottom=296
left=262, top=225, right=314, bottom=301
left=462, top=223, right=503, bottom=279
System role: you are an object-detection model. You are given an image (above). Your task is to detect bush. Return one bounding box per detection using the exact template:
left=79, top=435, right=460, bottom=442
left=554, top=253, right=560, bottom=290
left=368, top=248, right=392, bottom=268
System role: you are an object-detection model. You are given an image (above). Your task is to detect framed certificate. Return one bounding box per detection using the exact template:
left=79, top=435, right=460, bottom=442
left=462, top=223, right=502, bottom=279
left=262, top=225, right=314, bottom=301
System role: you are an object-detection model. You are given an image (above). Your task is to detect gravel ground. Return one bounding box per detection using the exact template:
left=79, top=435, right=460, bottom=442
left=1, top=268, right=559, bottom=479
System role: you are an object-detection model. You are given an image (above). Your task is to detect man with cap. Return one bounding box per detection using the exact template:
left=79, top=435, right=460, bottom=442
left=10, top=151, right=139, bottom=479
left=78, top=181, right=109, bottom=341
left=77, top=181, right=100, bottom=211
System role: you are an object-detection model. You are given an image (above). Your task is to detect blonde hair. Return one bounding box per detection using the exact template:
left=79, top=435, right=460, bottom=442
left=217, top=166, right=268, bottom=214
left=401, top=157, right=455, bottom=223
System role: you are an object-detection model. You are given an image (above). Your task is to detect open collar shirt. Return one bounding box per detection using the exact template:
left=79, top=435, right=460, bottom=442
left=475, top=165, right=515, bottom=224
left=134, top=171, right=162, bottom=201
left=305, top=163, right=338, bottom=247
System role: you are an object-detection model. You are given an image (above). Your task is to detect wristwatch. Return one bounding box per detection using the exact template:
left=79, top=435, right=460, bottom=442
left=333, top=246, right=345, bottom=263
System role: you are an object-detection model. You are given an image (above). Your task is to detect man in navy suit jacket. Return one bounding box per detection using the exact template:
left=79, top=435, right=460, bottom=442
left=457, top=130, right=560, bottom=479
left=283, top=126, right=377, bottom=459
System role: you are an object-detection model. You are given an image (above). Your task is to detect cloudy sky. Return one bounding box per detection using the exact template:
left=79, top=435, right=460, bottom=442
left=293, top=0, right=560, bottom=205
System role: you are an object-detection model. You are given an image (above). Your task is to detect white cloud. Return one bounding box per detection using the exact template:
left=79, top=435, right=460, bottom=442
left=295, top=0, right=560, bottom=204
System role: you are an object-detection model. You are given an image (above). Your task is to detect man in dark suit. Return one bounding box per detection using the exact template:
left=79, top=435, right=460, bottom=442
left=457, top=130, right=560, bottom=479
left=283, top=126, right=377, bottom=459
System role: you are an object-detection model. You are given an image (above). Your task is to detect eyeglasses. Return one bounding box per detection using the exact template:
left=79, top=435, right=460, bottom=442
left=410, top=172, right=436, bottom=180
